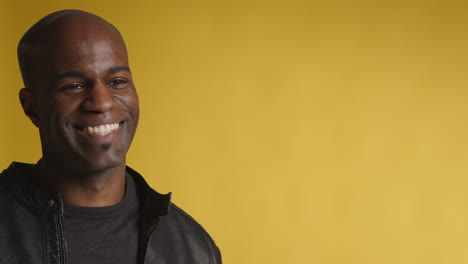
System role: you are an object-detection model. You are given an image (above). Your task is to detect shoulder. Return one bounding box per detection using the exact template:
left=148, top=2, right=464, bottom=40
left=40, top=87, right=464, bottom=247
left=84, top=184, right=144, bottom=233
left=152, top=203, right=222, bottom=263
left=127, top=166, right=221, bottom=263
left=0, top=162, right=31, bottom=190
left=166, top=202, right=218, bottom=244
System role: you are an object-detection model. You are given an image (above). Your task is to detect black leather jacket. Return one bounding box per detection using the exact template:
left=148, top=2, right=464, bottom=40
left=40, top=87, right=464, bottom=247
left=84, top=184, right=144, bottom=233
left=0, top=162, right=221, bottom=264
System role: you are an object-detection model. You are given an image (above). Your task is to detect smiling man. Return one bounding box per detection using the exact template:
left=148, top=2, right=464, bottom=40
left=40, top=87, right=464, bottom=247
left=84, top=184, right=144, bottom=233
left=0, top=10, right=221, bottom=264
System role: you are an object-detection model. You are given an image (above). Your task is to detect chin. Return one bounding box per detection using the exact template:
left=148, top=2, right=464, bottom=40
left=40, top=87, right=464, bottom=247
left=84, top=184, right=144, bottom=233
left=61, top=152, right=125, bottom=175
left=84, top=158, right=124, bottom=173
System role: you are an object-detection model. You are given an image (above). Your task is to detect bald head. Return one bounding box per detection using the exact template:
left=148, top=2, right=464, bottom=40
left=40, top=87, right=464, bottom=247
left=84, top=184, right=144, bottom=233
left=18, top=10, right=127, bottom=90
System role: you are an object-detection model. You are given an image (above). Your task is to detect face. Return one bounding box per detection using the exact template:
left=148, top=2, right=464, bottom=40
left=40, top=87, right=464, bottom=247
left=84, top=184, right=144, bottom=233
left=23, top=24, right=139, bottom=174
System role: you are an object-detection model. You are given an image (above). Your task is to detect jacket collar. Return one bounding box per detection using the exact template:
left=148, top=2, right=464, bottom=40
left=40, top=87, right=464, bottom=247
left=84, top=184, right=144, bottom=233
left=126, top=165, right=172, bottom=217
left=0, top=162, right=171, bottom=216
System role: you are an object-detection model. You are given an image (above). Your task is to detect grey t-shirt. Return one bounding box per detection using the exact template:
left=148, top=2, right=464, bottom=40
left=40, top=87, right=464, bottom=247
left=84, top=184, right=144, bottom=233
left=63, top=174, right=140, bottom=264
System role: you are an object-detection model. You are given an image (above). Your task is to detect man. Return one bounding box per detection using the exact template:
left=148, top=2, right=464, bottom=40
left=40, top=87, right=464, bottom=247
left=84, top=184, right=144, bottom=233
left=0, top=9, right=221, bottom=264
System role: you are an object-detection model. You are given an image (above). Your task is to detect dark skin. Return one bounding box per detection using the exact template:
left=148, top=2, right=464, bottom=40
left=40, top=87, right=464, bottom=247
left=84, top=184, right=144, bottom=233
left=19, top=11, right=139, bottom=207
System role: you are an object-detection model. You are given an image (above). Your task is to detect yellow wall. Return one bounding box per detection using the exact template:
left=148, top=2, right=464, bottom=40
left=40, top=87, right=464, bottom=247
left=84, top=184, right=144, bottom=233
left=2, top=0, right=468, bottom=263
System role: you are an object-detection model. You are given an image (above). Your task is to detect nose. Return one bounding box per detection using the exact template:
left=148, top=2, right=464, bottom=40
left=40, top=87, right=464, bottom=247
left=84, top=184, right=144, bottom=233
left=81, top=81, right=114, bottom=113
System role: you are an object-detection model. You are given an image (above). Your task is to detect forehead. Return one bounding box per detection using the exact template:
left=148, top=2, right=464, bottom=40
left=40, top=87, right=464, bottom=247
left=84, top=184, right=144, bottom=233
left=40, top=24, right=129, bottom=78
left=49, top=38, right=128, bottom=71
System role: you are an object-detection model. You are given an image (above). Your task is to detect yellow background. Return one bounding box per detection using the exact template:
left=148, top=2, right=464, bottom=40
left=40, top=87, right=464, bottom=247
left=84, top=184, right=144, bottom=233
left=1, top=0, right=468, bottom=263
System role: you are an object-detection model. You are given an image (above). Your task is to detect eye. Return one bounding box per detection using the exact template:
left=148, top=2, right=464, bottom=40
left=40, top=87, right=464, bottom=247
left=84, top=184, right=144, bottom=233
left=108, top=78, right=129, bottom=88
left=61, top=83, right=85, bottom=93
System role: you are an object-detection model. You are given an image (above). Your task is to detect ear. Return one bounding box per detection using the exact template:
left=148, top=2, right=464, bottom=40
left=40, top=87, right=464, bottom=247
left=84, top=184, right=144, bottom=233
left=19, top=88, right=40, bottom=127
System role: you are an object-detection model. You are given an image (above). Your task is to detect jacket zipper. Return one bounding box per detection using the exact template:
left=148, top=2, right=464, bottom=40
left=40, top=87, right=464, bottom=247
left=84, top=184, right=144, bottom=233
left=57, top=194, right=68, bottom=264
left=57, top=214, right=68, bottom=264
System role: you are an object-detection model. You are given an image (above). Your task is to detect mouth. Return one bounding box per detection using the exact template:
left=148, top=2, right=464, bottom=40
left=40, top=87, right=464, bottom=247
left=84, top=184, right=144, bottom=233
left=74, top=121, right=124, bottom=136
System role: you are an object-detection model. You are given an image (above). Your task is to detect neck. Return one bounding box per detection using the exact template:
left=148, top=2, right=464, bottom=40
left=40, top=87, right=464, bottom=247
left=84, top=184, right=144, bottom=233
left=37, top=158, right=127, bottom=207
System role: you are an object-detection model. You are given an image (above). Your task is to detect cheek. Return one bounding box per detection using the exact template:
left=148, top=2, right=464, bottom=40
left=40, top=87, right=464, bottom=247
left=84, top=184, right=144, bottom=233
left=131, top=91, right=140, bottom=120
left=39, top=96, right=80, bottom=128
left=117, top=91, right=140, bottom=119
left=132, top=100, right=140, bottom=121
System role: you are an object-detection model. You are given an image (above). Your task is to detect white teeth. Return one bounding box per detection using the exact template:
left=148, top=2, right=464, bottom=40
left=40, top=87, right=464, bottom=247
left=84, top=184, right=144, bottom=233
left=83, top=123, right=120, bottom=135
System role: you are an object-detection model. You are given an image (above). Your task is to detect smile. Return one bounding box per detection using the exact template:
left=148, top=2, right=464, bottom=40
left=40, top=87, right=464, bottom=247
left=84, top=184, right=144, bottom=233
left=80, top=123, right=120, bottom=136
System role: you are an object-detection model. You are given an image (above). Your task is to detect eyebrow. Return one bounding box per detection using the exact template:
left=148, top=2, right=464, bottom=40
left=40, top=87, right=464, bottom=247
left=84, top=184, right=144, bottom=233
left=109, top=66, right=131, bottom=74
left=52, top=66, right=131, bottom=83
left=53, top=71, right=84, bottom=83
